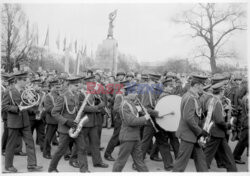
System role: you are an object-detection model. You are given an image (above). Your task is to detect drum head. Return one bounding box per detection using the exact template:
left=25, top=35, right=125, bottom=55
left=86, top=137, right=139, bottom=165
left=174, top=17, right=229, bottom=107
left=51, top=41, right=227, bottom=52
left=155, top=95, right=181, bottom=131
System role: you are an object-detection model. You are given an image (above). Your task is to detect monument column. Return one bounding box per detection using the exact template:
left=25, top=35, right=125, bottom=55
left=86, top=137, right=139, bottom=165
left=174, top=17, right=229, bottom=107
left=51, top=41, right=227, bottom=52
left=94, top=10, right=118, bottom=76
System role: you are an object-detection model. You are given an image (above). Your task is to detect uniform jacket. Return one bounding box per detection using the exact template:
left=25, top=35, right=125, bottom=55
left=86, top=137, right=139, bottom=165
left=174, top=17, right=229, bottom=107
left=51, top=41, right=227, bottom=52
left=51, top=90, right=79, bottom=134
left=119, top=99, right=148, bottom=142
left=78, top=93, right=105, bottom=128
left=27, top=105, right=39, bottom=121
left=210, top=97, right=228, bottom=138
left=176, top=89, right=203, bottom=143
left=44, top=92, right=58, bottom=124
left=113, top=94, right=123, bottom=124
left=241, top=94, right=248, bottom=129
left=140, top=85, right=158, bottom=126
left=2, top=86, right=30, bottom=128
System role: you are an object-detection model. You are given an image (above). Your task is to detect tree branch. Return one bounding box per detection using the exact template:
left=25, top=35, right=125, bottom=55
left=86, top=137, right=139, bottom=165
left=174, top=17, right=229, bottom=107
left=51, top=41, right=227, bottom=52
left=214, top=26, right=245, bottom=47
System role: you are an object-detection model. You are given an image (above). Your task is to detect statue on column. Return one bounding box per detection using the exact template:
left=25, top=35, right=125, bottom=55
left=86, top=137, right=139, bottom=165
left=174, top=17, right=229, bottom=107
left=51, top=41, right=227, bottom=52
left=107, top=9, right=117, bottom=39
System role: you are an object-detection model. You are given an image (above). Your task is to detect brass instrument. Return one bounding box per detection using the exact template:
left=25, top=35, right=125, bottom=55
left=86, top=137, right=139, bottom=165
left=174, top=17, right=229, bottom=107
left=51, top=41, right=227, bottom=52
left=198, top=97, right=215, bottom=147
left=35, top=91, right=46, bottom=120
left=68, top=83, right=100, bottom=138
left=136, top=97, right=159, bottom=133
left=19, top=84, right=40, bottom=111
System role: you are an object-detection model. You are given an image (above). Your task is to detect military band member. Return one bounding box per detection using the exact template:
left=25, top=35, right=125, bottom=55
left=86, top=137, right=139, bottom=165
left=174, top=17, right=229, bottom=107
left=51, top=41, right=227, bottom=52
left=154, top=77, right=180, bottom=171
left=79, top=76, right=109, bottom=170
left=48, top=76, right=87, bottom=172
left=28, top=79, right=45, bottom=152
left=173, top=75, right=209, bottom=172
left=42, top=79, right=60, bottom=159
left=112, top=86, right=150, bottom=172
left=2, top=72, right=43, bottom=173
left=203, top=82, right=237, bottom=172
left=233, top=90, right=249, bottom=164
left=104, top=87, right=125, bottom=161
left=1, top=75, right=25, bottom=157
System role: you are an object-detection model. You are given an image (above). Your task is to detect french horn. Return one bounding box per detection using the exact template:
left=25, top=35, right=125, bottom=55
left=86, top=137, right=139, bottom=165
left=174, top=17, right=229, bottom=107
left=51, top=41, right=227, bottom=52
left=19, top=84, right=40, bottom=111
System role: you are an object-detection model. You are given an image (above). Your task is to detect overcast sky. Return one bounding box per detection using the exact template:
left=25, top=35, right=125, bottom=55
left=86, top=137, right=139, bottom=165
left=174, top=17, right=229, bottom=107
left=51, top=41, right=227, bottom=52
left=21, top=3, right=247, bottom=70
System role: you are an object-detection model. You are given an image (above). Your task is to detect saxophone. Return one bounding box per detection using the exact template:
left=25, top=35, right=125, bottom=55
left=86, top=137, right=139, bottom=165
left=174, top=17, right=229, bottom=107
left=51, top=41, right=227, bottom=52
left=68, top=83, right=100, bottom=138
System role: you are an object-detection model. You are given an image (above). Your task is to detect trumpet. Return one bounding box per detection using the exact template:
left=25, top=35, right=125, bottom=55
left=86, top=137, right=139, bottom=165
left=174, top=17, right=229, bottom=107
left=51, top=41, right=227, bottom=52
left=19, top=84, right=40, bottom=111
left=135, top=97, right=159, bottom=133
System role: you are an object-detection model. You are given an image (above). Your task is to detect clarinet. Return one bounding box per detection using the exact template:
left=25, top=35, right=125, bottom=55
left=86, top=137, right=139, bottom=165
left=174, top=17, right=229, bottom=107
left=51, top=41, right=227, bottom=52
left=136, top=97, right=159, bottom=133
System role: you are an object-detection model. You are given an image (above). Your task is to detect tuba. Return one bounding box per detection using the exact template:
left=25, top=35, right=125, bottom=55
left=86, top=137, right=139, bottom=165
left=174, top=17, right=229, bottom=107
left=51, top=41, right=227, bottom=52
left=68, top=82, right=100, bottom=138
left=19, top=84, right=40, bottom=111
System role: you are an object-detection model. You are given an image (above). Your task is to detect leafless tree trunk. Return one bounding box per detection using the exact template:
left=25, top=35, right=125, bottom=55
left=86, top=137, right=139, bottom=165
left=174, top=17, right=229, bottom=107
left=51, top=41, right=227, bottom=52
left=1, top=4, right=33, bottom=72
left=174, top=3, right=246, bottom=73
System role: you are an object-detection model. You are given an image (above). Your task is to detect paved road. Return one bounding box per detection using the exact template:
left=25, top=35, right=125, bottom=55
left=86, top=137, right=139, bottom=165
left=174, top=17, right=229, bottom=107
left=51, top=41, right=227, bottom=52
left=1, top=128, right=248, bottom=173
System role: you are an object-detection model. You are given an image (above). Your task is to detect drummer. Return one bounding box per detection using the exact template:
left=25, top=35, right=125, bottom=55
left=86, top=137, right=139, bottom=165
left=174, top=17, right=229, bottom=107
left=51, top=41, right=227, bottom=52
left=149, top=77, right=180, bottom=171
left=159, top=77, right=180, bottom=161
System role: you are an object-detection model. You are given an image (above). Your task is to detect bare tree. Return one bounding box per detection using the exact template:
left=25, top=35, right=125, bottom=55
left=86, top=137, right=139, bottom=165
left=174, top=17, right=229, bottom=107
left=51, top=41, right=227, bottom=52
left=1, top=4, right=33, bottom=72
left=174, top=3, right=246, bottom=73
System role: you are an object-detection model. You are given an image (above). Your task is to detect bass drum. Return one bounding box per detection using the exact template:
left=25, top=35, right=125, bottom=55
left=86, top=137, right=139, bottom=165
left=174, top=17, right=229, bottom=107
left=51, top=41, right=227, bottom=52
left=155, top=95, right=181, bottom=132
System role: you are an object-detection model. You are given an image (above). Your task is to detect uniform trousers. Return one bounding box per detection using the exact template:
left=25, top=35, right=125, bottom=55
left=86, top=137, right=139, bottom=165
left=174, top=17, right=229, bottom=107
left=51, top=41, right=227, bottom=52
left=104, top=118, right=121, bottom=156
left=30, top=120, right=45, bottom=150
left=233, top=128, right=249, bottom=160
left=5, top=127, right=37, bottom=168
left=141, top=124, right=155, bottom=159
left=204, top=136, right=237, bottom=172
left=2, top=121, right=22, bottom=153
left=173, top=140, right=208, bottom=172
left=43, top=124, right=57, bottom=156
left=48, top=132, right=88, bottom=172
left=112, top=141, right=149, bottom=172
left=82, top=126, right=103, bottom=166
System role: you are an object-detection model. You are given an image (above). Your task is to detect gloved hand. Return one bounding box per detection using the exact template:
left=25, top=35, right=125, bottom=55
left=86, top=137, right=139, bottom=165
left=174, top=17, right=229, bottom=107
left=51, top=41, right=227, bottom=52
left=144, top=114, right=151, bottom=120
left=148, top=110, right=159, bottom=118
left=198, top=130, right=209, bottom=139
left=139, top=111, right=146, bottom=117
left=65, top=120, right=77, bottom=128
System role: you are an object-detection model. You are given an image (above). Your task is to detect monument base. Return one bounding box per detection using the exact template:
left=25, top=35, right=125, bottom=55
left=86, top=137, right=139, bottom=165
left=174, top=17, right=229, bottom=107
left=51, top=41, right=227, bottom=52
left=95, top=38, right=118, bottom=75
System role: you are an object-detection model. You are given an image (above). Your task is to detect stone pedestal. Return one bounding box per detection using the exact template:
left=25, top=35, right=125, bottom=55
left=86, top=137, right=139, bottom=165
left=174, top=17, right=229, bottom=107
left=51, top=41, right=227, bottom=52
left=95, top=38, right=118, bottom=76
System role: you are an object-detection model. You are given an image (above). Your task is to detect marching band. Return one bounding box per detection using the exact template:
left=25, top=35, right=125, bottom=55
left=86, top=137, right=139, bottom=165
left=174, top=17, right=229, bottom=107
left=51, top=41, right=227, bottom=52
left=1, top=69, right=248, bottom=172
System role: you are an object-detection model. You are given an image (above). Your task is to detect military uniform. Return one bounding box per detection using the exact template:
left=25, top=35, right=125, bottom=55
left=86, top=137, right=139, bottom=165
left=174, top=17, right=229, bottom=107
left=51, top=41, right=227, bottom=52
left=233, top=93, right=249, bottom=163
left=79, top=92, right=108, bottom=169
left=203, top=82, right=237, bottom=172
left=139, top=83, right=158, bottom=160
left=112, top=99, right=149, bottom=172
left=43, top=91, right=59, bottom=158
left=28, top=101, right=45, bottom=151
left=48, top=78, right=88, bottom=172
left=1, top=86, right=23, bottom=155
left=173, top=75, right=208, bottom=172
left=2, top=84, right=39, bottom=171
left=104, top=94, right=123, bottom=160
